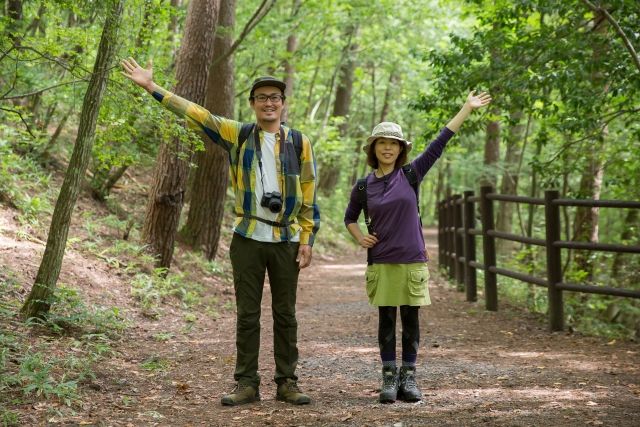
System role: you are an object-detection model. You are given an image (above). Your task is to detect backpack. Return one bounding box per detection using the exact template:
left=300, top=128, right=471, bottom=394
left=236, top=123, right=303, bottom=172
left=356, top=164, right=421, bottom=235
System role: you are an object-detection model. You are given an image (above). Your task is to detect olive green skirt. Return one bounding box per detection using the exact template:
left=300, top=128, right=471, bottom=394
left=365, top=262, right=431, bottom=307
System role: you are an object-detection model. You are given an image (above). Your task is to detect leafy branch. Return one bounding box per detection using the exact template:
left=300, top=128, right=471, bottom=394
left=209, top=0, right=276, bottom=69
left=0, top=79, right=88, bottom=101
left=0, top=106, right=36, bottom=138
left=580, top=0, right=640, bottom=73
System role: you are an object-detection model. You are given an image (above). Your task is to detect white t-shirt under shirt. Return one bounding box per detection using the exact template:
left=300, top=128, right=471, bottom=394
left=242, top=131, right=299, bottom=243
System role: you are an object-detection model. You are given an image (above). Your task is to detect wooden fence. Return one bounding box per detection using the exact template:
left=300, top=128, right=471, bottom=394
left=437, top=186, right=640, bottom=331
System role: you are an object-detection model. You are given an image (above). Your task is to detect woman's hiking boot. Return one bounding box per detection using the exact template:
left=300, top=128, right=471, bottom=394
left=276, top=379, right=311, bottom=405
left=379, top=366, right=399, bottom=403
left=220, top=383, right=260, bottom=406
left=398, top=366, right=422, bottom=402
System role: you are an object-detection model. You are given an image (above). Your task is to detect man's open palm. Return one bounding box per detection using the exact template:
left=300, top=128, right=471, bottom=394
left=121, top=57, right=153, bottom=91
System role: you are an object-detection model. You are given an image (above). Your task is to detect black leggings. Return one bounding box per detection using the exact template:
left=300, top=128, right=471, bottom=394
left=378, top=306, right=420, bottom=363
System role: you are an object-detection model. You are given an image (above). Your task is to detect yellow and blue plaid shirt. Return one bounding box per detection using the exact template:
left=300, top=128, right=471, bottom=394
left=152, top=87, right=320, bottom=246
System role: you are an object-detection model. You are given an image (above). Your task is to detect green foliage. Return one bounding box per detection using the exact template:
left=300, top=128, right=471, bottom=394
left=25, top=284, right=127, bottom=338
left=130, top=268, right=204, bottom=313
left=0, top=137, right=52, bottom=224
left=0, top=272, right=127, bottom=415
left=0, top=409, right=19, bottom=427
left=140, top=356, right=170, bottom=373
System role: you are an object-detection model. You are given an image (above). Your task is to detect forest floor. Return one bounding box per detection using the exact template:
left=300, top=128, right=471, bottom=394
left=2, top=206, right=640, bottom=426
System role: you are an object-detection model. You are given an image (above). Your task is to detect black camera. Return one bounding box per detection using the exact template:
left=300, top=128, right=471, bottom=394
left=261, top=191, right=283, bottom=213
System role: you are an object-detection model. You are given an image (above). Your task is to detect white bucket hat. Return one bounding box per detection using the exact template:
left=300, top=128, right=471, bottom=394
left=363, top=122, right=412, bottom=152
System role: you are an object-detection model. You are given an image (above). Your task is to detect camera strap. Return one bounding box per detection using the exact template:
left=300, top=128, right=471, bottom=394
left=250, top=126, right=292, bottom=243
left=254, top=125, right=286, bottom=195
left=240, top=213, right=290, bottom=228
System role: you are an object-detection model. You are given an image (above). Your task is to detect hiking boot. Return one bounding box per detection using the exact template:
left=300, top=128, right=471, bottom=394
left=276, top=379, right=311, bottom=405
left=379, top=366, right=399, bottom=403
left=221, top=383, right=260, bottom=406
left=398, top=366, right=422, bottom=402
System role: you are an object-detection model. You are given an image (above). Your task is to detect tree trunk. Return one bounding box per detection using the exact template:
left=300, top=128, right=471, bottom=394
left=480, top=117, right=500, bottom=188
left=41, top=109, right=70, bottom=159
left=318, top=24, right=358, bottom=195
left=180, top=0, right=233, bottom=260
left=6, top=0, right=23, bottom=42
left=496, top=110, right=524, bottom=251
left=142, top=0, right=218, bottom=269
left=168, top=0, right=183, bottom=65
left=572, top=11, right=609, bottom=279
left=379, top=72, right=397, bottom=124
left=280, top=0, right=300, bottom=125
left=611, top=209, right=638, bottom=280
left=302, top=27, right=328, bottom=119
left=20, top=0, right=125, bottom=319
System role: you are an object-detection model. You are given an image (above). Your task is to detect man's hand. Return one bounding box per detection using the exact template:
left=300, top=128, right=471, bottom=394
left=121, top=57, right=155, bottom=93
left=296, top=244, right=312, bottom=269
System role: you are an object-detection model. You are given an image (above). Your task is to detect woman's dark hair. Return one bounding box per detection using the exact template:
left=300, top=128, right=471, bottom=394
left=366, top=138, right=408, bottom=169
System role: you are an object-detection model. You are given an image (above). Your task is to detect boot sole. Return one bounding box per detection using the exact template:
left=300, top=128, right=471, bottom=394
left=379, top=393, right=397, bottom=404
left=221, top=394, right=261, bottom=406
left=276, top=395, right=311, bottom=405
left=397, top=390, right=421, bottom=402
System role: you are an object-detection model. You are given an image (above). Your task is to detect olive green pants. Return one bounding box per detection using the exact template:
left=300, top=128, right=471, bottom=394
left=229, top=233, right=300, bottom=388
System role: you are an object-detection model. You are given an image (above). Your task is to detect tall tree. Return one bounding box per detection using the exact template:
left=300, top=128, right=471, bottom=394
left=317, top=23, right=358, bottom=194
left=572, top=10, right=609, bottom=278
left=181, top=0, right=233, bottom=260
left=21, top=0, right=125, bottom=319
left=496, top=109, right=525, bottom=246
left=281, top=0, right=301, bottom=125
left=141, top=0, right=218, bottom=268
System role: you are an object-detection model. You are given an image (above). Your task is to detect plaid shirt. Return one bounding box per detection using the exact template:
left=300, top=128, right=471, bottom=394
left=152, top=87, right=320, bottom=246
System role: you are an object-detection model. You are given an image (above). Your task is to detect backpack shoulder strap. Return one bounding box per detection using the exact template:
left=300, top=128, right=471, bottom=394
left=402, top=164, right=422, bottom=224
left=356, top=177, right=373, bottom=234
left=290, top=128, right=303, bottom=169
left=357, top=176, right=374, bottom=265
left=401, top=164, right=419, bottom=196
left=236, top=123, right=255, bottom=159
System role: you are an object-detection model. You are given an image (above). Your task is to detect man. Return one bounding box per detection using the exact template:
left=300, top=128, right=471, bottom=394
left=121, top=58, right=320, bottom=406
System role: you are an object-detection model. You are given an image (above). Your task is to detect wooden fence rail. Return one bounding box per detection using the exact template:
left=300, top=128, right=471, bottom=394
left=437, top=186, right=640, bottom=331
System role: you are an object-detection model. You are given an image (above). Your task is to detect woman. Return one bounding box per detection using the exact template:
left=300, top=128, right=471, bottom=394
left=344, top=91, right=491, bottom=403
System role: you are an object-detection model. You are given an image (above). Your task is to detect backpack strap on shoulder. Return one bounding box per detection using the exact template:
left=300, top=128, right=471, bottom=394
left=236, top=123, right=255, bottom=160
left=356, top=177, right=373, bottom=234
left=356, top=176, right=374, bottom=265
left=290, top=129, right=303, bottom=170
left=402, top=164, right=422, bottom=225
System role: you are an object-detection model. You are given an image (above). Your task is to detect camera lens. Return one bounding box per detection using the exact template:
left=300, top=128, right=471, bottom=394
left=268, top=198, right=282, bottom=213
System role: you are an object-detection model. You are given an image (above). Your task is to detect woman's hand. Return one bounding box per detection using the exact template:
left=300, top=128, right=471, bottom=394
left=465, top=90, right=492, bottom=110
left=359, top=233, right=379, bottom=248
left=121, top=57, right=155, bottom=93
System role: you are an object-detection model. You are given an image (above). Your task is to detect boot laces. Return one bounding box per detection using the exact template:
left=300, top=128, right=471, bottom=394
left=401, top=369, right=417, bottom=388
left=286, top=379, right=301, bottom=393
left=382, top=371, right=397, bottom=388
left=234, top=383, right=250, bottom=393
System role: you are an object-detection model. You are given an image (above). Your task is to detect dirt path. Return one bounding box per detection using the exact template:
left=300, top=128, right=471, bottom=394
left=7, top=226, right=640, bottom=426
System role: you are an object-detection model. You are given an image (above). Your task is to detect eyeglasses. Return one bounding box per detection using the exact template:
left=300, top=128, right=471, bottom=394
left=252, top=94, right=285, bottom=103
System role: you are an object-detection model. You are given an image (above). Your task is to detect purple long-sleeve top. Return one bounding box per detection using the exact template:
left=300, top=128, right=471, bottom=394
left=344, top=127, right=455, bottom=263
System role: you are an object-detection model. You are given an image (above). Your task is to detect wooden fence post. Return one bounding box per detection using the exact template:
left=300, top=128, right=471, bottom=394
left=437, top=201, right=444, bottom=269
left=453, top=194, right=464, bottom=290
left=544, top=190, right=564, bottom=331
left=480, top=185, right=497, bottom=311
left=463, top=190, right=477, bottom=302
left=447, top=197, right=455, bottom=279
